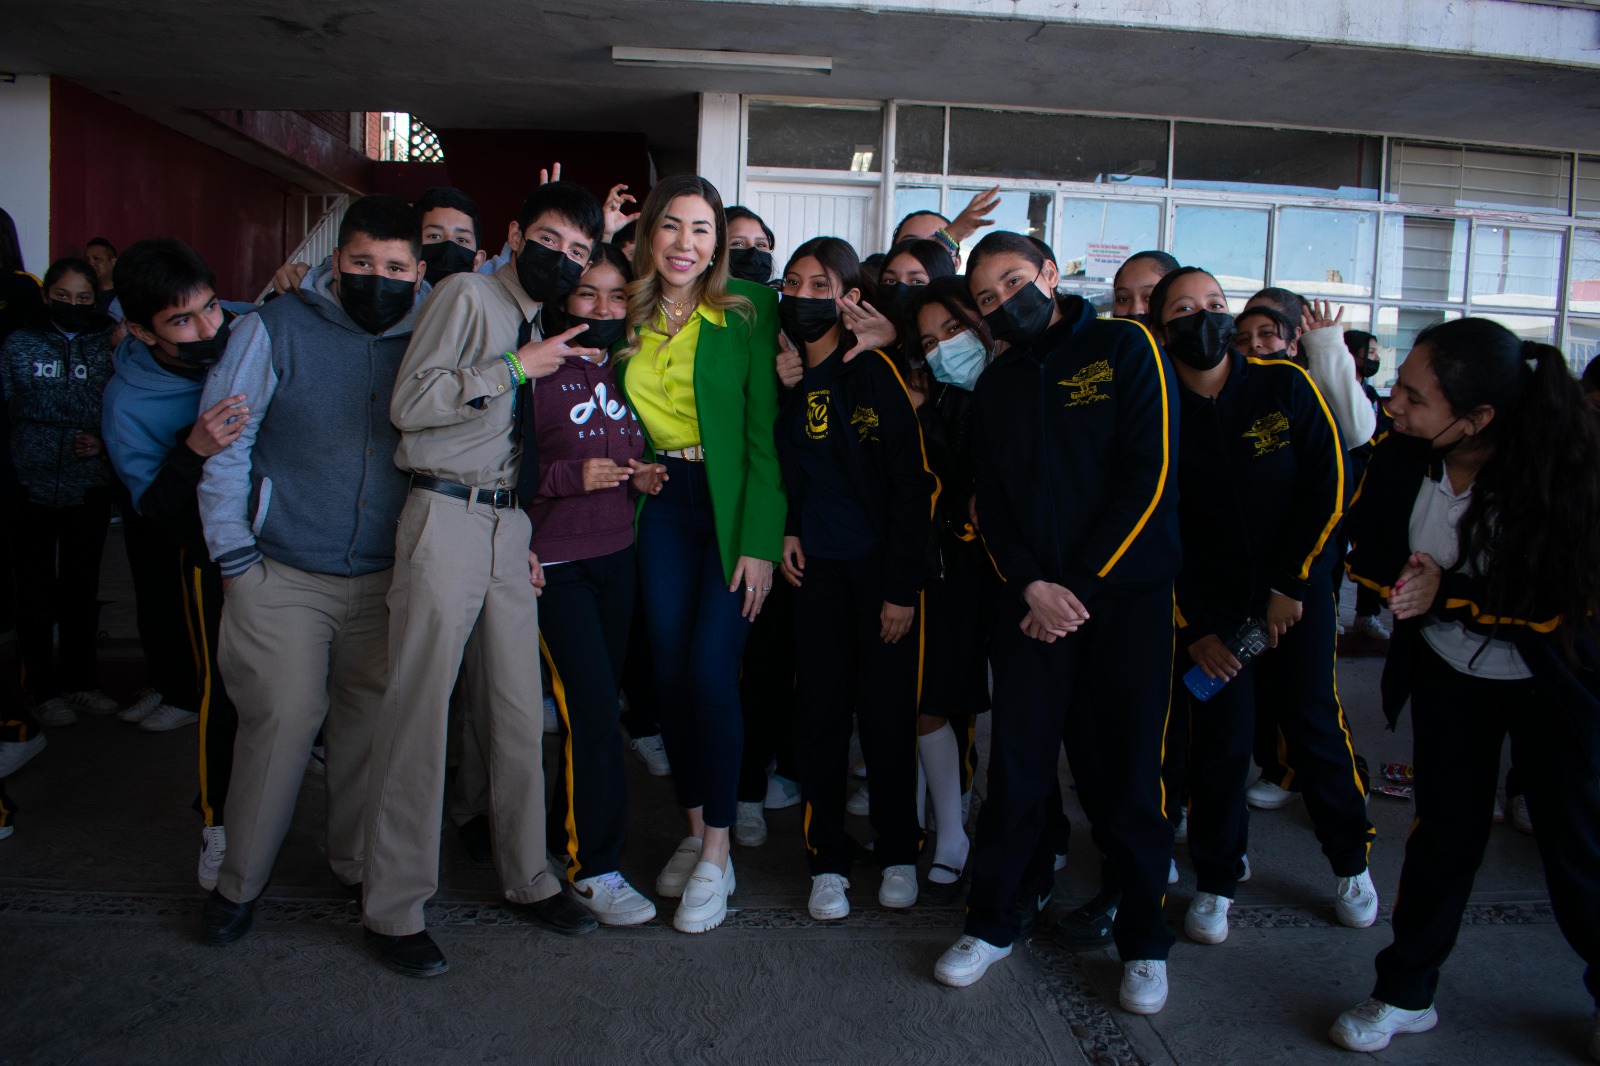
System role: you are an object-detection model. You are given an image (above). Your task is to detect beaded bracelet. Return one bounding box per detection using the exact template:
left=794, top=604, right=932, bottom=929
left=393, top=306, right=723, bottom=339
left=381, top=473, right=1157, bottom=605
left=502, top=351, right=526, bottom=388
left=933, top=228, right=960, bottom=254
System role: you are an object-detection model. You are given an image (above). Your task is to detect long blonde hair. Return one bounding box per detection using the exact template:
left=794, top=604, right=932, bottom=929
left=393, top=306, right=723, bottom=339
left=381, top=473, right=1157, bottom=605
left=621, top=175, right=753, bottom=357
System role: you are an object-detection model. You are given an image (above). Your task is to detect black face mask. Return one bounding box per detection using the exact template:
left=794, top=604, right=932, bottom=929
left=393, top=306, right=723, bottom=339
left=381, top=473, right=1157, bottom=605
left=565, top=315, right=627, bottom=352
left=338, top=272, right=415, bottom=335
left=49, top=300, right=101, bottom=334
left=516, top=241, right=583, bottom=304
left=421, top=240, right=476, bottom=283
left=1163, top=310, right=1237, bottom=371
left=1117, top=311, right=1156, bottom=331
left=728, top=248, right=774, bottom=285
left=982, top=277, right=1055, bottom=348
left=1358, top=355, right=1381, bottom=379
left=172, top=313, right=233, bottom=370
left=779, top=295, right=839, bottom=345
left=875, top=281, right=914, bottom=320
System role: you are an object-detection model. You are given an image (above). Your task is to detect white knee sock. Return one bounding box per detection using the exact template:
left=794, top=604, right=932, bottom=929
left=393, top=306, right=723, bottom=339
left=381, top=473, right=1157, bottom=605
left=919, top=722, right=969, bottom=883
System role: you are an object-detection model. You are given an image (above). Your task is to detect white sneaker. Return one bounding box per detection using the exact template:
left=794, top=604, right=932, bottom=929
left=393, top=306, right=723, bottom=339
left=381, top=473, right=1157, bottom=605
left=733, top=801, right=768, bottom=847
left=0, top=734, right=46, bottom=777
left=934, top=935, right=1011, bottom=987
left=655, top=836, right=702, bottom=898
left=879, top=864, right=918, bottom=908
left=543, top=696, right=561, bottom=735
left=118, top=688, right=162, bottom=723
left=1355, top=615, right=1392, bottom=641
left=1245, top=779, right=1298, bottom=809
left=198, top=825, right=226, bottom=891
left=1509, top=794, right=1534, bottom=835
left=1329, top=997, right=1437, bottom=1052
left=33, top=698, right=77, bottom=727
left=67, top=689, right=119, bottom=715
left=1335, top=869, right=1379, bottom=928
left=139, top=705, right=200, bottom=732
left=629, top=733, right=671, bottom=776
left=1184, top=892, right=1231, bottom=944
left=764, top=773, right=801, bottom=810
left=1173, top=811, right=1189, bottom=845
left=808, top=873, right=851, bottom=920
left=1120, top=959, right=1169, bottom=1014
left=570, top=871, right=657, bottom=926
left=846, top=785, right=871, bottom=817
left=673, top=858, right=732, bottom=934
left=1168, top=858, right=1179, bottom=884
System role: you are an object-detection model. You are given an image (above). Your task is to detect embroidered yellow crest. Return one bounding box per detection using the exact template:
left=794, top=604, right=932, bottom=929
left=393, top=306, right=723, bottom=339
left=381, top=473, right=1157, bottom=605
left=1243, top=411, right=1291, bottom=455
left=1059, top=360, right=1113, bottom=407
left=850, top=405, right=881, bottom=441
left=805, top=390, right=830, bottom=440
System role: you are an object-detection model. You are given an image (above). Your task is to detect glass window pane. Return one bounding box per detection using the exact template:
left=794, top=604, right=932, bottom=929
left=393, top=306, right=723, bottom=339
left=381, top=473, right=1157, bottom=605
left=1171, top=205, right=1269, bottom=291
left=891, top=186, right=944, bottom=251
left=1377, top=307, right=1462, bottom=388
left=1565, top=318, right=1600, bottom=378
left=1057, top=200, right=1162, bottom=281
left=1474, top=312, right=1556, bottom=347
left=894, top=105, right=943, bottom=174
left=1469, top=225, right=1562, bottom=311
left=1379, top=215, right=1467, bottom=303
left=949, top=189, right=1051, bottom=265
left=1273, top=208, right=1378, bottom=298
left=1580, top=156, right=1600, bottom=218
left=1571, top=230, right=1600, bottom=315
left=1173, top=124, right=1380, bottom=200
left=947, top=109, right=1166, bottom=185
left=747, top=103, right=882, bottom=172
left=1388, top=141, right=1571, bottom=214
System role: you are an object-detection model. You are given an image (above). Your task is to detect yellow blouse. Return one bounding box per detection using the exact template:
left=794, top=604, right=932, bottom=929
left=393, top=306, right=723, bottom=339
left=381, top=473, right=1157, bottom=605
left=628, top=303, right=724, bottom=450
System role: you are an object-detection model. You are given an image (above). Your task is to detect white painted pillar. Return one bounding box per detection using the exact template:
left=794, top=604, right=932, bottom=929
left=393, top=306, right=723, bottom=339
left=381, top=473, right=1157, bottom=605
left=697, top=92, right=742, bottom=206
left=0, top=75, right=52, bottom=277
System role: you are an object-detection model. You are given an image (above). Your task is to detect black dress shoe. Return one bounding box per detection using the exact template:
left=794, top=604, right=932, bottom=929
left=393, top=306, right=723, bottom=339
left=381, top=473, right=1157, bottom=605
left=364, top=927, right=449, bottom=978
left=511, top=892, right=599, bottom=936
left=201, top=889, right=256, bottom=945
left=921, top=863, right=968, bottom=907
left=457, top=815, right=493, bottom=866
left=340, top=880, right=362, bottom=902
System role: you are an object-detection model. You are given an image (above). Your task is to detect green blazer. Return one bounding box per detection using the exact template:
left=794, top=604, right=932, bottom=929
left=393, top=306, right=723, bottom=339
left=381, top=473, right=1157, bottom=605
left=615, top=278, right=787, bottom=582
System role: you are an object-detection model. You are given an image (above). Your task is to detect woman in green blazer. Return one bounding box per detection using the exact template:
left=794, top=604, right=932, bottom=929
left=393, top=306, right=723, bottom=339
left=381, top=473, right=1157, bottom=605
left=613, top=175, right=786, bottom=935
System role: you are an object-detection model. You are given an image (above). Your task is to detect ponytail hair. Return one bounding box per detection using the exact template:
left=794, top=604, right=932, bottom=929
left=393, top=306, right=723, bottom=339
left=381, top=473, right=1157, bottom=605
left=1425, top=318, right=1600, bottom=644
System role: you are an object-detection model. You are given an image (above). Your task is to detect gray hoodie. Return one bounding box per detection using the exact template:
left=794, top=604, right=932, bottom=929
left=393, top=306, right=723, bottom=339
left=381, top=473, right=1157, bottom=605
left=198, top=260, right=422, bottom=578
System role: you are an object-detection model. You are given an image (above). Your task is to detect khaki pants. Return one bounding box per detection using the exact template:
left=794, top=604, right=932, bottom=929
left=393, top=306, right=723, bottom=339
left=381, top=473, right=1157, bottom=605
left=362, top=488, right=557, bottom=935
left=215, top=557, right=391, bottom=903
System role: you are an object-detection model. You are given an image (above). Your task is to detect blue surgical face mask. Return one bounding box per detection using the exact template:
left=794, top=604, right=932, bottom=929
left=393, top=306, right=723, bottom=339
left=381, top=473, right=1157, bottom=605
left=925, top=329, right=989, bottom=391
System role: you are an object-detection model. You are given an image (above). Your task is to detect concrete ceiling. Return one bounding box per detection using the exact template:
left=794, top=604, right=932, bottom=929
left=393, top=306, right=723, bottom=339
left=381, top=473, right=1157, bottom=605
left=4, top=0, right=1599, bottom=165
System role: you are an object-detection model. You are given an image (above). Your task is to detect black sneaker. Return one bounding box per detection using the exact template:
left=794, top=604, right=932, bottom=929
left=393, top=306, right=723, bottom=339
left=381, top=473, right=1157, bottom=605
left=201, top=889, right=256, bottom=945
left=1054, top=887, right=1120, bottom=951
left=364, top=927, right=449, bottom=978
left=457, top=815, right=493, bottom=865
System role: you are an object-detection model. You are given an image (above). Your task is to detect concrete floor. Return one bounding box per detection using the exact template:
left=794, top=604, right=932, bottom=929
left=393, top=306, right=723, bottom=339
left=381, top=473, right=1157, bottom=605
left=0, top=527, right=1594, bottom=1065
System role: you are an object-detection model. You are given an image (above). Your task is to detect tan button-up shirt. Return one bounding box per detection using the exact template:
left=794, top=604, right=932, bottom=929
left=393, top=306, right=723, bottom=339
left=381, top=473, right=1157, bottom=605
left=390, top=264, right=540, bottom=488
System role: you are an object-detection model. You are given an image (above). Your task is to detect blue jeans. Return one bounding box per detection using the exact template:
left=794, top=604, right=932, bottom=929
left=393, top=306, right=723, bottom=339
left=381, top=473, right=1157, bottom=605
left=635, top=458, right=752, bottom=828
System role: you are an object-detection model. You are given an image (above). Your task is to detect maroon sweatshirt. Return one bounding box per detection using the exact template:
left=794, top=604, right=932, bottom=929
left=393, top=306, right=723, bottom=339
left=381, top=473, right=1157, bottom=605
left=529, top=354, right=645, bottom=563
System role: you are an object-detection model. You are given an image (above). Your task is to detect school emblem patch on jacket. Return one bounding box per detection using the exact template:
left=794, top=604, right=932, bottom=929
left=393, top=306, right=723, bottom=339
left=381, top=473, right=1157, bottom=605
left=1244, top=411, right=1291, bottom=455
left=1059, top=360, right=1113, bottom=407
left=805, top=390, right=830, bottom=440
left=851, top=405, right=880, bottom=442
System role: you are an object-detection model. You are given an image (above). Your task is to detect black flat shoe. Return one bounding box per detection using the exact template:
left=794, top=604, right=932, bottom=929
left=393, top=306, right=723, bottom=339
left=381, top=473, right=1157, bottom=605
left=364, top=927, right=449, bottom=978
left=511, top=892, right=599, bottom=936
left=457, top=815, right=493, bottom=866
left=1054, top=888, right=1120, bottom=951
left=921, top=864, right=968, bottom=907
left=201, top=889, right=256, bottom=945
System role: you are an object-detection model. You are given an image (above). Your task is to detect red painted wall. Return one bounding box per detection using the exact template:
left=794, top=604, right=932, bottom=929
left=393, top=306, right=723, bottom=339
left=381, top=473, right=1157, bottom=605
left=48, top=79, right=309, bottom=301
left=435, top=129, right=652, bottom=245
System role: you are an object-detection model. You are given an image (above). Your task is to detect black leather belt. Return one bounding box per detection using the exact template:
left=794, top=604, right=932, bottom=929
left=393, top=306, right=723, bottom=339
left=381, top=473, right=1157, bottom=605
left=412, top=474, right=517, bottom=509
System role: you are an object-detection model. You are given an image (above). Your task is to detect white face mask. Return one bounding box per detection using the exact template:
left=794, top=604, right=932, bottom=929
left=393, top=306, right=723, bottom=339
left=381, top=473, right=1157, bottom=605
left=925, top=329, right=989, bottom=391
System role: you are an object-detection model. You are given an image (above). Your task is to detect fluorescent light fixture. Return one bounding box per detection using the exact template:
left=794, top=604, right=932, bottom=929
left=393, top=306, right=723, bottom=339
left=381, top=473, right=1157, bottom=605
left=611, top=46, right=832, bottom=75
